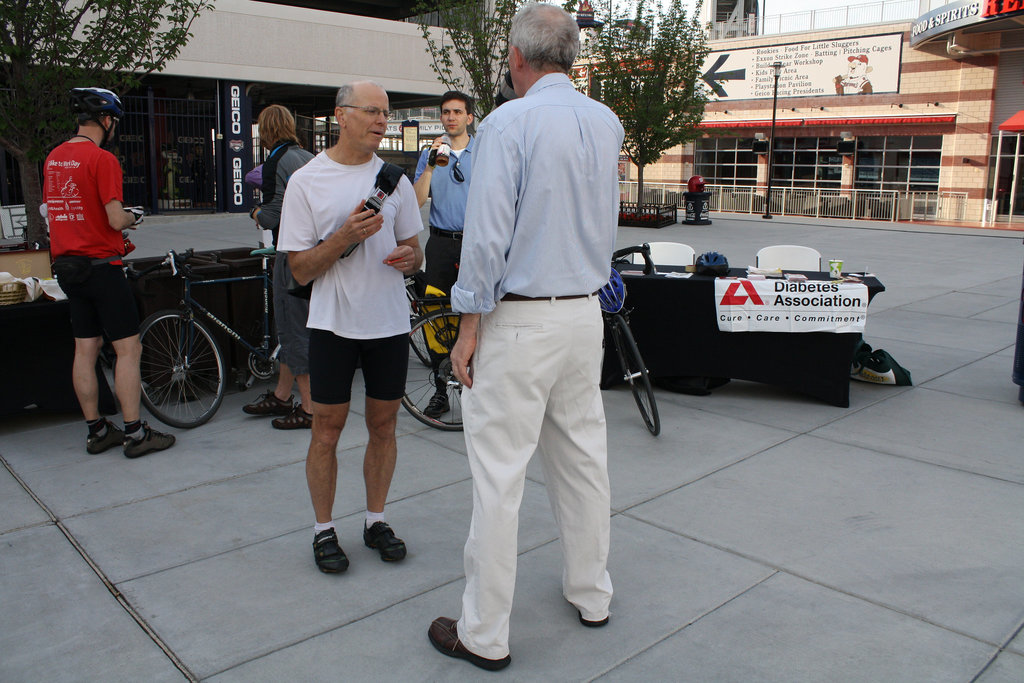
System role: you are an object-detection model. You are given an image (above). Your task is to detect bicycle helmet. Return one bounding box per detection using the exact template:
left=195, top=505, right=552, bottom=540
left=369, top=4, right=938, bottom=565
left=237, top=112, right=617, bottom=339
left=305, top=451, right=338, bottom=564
left=695, top=251, right=729, bottom=276
left=598, top=268, right=626, bottom=314
left=70, top=87, right=123, bottom=119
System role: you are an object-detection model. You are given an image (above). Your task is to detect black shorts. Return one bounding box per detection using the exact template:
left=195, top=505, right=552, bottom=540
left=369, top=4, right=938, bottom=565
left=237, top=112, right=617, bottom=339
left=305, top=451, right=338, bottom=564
left=63, top=264, right=140, bottom=341
left=308, top=329, right=408, bottom=404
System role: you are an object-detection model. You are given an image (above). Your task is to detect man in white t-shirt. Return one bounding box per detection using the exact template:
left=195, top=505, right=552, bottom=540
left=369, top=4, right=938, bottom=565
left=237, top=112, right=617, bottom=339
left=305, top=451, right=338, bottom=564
left=278, top=81, right=424, bottom=574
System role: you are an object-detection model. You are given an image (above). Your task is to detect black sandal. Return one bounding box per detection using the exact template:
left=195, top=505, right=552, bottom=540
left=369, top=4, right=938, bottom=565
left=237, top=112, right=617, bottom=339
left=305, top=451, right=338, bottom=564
left=243, top=391, right=293, bottom=416
left=272, top=404, right=313, bottom=430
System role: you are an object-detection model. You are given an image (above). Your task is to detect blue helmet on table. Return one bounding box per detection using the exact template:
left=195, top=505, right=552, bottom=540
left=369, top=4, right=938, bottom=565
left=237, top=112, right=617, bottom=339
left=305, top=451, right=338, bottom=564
left=696, top=251, right=729, bottom=276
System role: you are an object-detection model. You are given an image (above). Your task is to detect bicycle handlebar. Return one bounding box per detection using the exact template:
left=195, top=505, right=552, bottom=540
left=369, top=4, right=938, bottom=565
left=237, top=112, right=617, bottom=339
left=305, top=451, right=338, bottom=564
left=125, top=248, right=195, bottom=280
left=612, top=243, right=656, bottom=276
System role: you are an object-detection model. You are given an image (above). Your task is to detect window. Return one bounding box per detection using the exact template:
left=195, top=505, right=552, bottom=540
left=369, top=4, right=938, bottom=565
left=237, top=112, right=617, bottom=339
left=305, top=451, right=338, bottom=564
left=767, top=137, right=842, bottom=190
left=694, top=137, right=758, bottom=186
left=854, top=136, right=941, bottom=192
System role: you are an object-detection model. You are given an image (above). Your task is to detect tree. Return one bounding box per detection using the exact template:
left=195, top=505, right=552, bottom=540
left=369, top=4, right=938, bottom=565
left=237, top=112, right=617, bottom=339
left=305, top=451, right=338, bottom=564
left=584, top=0, right=710, bottom=207
left=0, top=0, right=214, bottom=245
left=412, top=0, right=579, bottom=118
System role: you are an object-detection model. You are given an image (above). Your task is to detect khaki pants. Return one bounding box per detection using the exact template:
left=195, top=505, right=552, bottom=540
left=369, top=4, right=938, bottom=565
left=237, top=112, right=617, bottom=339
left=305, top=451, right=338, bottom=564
left=457, top=296, right=612, bottom=659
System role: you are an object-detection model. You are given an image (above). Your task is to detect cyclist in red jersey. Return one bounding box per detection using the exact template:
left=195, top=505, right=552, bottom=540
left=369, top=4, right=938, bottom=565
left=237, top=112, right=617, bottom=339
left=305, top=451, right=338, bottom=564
left=45, top=87, right=175, bottom=458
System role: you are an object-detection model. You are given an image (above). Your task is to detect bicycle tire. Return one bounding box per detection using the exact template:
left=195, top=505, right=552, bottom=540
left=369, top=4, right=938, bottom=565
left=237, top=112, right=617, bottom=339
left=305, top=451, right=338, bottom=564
left=409, top=315, right=432, bottom=367
left=403, top=310, right=463, bottom=431
left=609, top=314, right=660, bottom=436
left=138, top=309, right=226, bottom=429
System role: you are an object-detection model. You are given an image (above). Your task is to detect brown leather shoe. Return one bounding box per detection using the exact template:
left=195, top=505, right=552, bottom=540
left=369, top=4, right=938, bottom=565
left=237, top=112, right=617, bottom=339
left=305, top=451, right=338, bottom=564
left=243, top=391, right=293, bottom=416
left=428, top=617, right=510, bottom=671
left=271, top=404, right=313, bottom=430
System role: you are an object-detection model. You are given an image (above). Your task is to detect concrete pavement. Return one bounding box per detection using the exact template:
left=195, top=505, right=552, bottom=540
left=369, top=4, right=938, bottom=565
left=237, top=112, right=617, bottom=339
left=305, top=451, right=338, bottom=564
left=2, top=209, right=1023, bottom=681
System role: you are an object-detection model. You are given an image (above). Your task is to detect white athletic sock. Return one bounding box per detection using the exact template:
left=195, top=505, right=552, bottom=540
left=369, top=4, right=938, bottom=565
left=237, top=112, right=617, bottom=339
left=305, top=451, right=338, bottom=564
left=313, top=521, right=335, bottom=534
left=365, top=510, right=385, bottom=528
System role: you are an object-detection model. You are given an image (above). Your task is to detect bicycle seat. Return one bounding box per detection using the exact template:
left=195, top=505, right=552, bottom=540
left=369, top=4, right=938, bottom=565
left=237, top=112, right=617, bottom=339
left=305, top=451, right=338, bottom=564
left=250, top=247, right=276, bottom=257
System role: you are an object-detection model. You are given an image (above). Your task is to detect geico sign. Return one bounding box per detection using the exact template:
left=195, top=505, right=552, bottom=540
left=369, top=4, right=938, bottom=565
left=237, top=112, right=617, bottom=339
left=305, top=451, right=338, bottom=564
left=232, top=157, right=243, bottom=205
left=230, top=85, right=241, bottom=134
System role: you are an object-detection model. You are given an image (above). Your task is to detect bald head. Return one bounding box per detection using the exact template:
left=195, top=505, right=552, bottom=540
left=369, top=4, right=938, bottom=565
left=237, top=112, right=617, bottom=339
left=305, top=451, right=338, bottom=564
left=332, top=80, right=390, bottom=163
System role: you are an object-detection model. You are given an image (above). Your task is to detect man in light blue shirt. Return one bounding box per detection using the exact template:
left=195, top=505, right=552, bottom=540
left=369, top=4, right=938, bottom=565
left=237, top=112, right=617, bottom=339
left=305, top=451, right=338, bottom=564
left=428, top=2, right=625, bottom=672
left=413, top=91, right=475, bottom=418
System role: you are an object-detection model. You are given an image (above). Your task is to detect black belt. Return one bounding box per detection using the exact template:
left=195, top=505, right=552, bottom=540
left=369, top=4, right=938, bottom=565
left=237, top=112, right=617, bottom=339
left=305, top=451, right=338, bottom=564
left=430, top=226, right=463, bottom=240
left=501, top=292, right=597, bottom=302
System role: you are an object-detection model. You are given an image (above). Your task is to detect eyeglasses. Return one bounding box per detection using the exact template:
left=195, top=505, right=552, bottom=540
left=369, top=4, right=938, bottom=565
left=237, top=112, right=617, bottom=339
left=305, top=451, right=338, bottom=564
left=338, top=104, right=391, bottom=119
left=452, top=153, right=465, bottom=183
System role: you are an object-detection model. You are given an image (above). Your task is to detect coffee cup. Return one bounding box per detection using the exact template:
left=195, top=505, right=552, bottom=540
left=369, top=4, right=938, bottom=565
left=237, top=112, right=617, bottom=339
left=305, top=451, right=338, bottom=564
left=828, top=259, right=843, bottom=279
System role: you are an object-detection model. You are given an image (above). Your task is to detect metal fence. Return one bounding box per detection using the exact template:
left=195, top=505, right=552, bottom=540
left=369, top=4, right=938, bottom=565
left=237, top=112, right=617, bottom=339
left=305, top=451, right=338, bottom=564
left=118, top=95, right=218, bottom=212
left=709, top=0, right=925, bottom=40
left=619, top=182, right=969, bottom=223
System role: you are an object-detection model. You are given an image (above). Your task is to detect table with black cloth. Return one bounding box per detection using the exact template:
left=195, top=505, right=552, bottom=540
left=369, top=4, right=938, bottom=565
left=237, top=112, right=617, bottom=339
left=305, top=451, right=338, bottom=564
left=0, top=299, right=115, bottom=416
left=0, top=248, right=268, bottom=418
left=602, top=267, right=885, bottom=407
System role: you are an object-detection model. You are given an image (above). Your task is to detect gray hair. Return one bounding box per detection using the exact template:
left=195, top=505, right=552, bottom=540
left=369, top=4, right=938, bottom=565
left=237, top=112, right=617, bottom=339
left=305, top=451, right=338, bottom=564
left=335, top=81, right=386, bottom=107
left=509, top=3, right=580, bottom=73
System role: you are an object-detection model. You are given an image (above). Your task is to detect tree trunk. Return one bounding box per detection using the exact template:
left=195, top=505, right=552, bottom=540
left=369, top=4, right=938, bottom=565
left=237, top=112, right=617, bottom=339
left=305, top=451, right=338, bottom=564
left=637, top=163, right=645, bottom=210
left=14, top=150, right=47, bottom=247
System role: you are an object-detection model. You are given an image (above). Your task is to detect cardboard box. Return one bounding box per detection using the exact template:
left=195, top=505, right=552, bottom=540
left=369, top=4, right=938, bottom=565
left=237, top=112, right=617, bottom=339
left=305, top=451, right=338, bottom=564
left=0, top=249, right=51, bottom=279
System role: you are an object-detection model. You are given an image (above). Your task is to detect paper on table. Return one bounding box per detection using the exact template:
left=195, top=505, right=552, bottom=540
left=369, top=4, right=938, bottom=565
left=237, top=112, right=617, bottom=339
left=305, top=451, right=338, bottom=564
left=747, top=266, right=783, bottom=276
left=665, top=271, right=692, bottom=278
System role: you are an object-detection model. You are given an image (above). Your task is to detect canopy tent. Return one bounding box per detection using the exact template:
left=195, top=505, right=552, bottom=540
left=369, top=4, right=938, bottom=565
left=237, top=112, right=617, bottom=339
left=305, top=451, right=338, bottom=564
left=998, top=111, right=1024, bottom=132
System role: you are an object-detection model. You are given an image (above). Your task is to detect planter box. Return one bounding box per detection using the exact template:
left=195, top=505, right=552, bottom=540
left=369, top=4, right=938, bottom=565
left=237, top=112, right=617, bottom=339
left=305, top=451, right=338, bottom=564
left=618, top=202, right=675, bottom=228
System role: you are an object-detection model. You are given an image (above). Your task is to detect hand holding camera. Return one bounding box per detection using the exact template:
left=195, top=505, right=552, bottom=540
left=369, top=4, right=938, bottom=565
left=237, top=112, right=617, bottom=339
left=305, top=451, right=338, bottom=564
left=337, top=199, right=384, bottom=259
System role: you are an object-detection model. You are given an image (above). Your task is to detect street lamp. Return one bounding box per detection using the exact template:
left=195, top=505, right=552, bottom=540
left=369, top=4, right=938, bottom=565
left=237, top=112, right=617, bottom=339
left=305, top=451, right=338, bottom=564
left=763, top=61, right=783, bottom=220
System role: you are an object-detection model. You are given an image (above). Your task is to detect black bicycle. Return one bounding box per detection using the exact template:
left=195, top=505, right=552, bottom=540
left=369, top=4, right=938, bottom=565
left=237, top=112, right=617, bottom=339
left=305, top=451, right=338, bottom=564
left=130, top=248, right=279, bottom=428
left=602, top=245, right=660, bottom=435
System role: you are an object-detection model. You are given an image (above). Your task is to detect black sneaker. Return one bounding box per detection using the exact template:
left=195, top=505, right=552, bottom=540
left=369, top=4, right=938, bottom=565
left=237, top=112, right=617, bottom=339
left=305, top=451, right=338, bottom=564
left=363, top=521, right=407, bottom=562
left=123, top=422, right=175, bottom=458
left=313, top=529, right=349, bottom=573
left=423, top=391, right=449, bottom=418
left=86, top=421, right=125, bottom=455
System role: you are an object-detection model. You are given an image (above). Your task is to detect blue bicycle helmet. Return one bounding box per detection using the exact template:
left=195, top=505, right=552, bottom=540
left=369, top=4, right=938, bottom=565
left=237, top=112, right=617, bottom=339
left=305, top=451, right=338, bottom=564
left=696, top=251, right=729, bottom=276
left=598, top=268, right=626, bottom=314
left=70, top=87, right=124, bottom=119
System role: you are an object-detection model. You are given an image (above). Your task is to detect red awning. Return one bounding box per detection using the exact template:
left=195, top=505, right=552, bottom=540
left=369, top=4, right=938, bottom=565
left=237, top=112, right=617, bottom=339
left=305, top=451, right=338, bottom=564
left=998, top=111, right=1024, bottom=132
left=699, top=115, right=956, bottom=129
left=699, top=119, right=804, bottom=129
left=808, top=115, right=956, bottom=126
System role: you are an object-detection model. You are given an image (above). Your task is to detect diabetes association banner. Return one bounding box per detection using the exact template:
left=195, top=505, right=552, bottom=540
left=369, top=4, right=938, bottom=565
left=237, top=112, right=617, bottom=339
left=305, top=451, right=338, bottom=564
left=714, top=278, right=868, bottom=333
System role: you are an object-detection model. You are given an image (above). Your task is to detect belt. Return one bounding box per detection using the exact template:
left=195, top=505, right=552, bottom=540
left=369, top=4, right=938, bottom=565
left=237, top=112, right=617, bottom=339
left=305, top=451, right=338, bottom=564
left=501, top=292, right=597, bottom=302
left=429, top=226, right=463, bottom=240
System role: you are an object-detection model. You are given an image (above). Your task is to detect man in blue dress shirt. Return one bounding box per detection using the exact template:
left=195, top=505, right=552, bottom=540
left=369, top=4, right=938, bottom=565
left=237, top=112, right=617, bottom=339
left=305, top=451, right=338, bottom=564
left=428, top=2, right=625, bottom=671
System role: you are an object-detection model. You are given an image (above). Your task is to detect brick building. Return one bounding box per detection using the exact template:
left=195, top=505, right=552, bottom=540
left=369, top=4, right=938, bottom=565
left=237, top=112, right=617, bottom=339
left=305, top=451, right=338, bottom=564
left=636, top=1, right=1024, bottom=225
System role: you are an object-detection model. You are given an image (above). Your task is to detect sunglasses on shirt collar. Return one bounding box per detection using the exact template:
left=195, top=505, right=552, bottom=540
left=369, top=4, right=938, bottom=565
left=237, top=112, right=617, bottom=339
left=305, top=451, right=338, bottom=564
left=451, top=153, right=464, bottom=183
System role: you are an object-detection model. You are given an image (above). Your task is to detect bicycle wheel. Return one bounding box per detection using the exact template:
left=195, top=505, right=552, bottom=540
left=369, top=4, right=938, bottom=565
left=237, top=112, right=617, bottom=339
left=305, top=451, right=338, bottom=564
left=608, top=314, right=660, bottom=436
left=403, top=310, right=463, bottom=431
left=409, top=316, right=432, bottom=367
left=138, top=309, right=226, bottom=428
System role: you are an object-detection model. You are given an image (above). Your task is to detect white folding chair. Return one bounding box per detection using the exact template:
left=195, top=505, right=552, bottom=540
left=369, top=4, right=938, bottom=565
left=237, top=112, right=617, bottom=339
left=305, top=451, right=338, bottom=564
left=632, top=241, right=696, bottom=266
left=755, top=244, right=822, bottom=271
